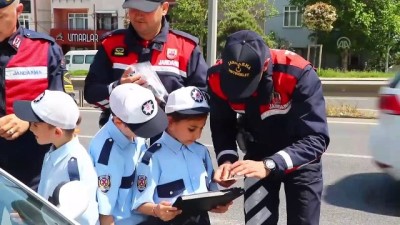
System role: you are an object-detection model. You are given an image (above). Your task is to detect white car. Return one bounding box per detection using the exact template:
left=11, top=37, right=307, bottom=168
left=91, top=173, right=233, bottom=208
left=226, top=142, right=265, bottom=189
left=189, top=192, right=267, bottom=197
left=369, top=73, right=400, bottom=180
left=0, top=168, right=79, bottom=225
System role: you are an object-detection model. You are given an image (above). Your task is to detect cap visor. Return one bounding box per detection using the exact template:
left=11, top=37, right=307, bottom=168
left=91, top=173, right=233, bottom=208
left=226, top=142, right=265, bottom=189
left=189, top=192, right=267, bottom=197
left=174, top=107, right=210, bottom=115
left=220, top=72, right=261, bottom=100
left=122, top=0, right=160, bottom=12
left=127, top=106, right=168, bottom=138
left=13, top=101, right=44, bottom=123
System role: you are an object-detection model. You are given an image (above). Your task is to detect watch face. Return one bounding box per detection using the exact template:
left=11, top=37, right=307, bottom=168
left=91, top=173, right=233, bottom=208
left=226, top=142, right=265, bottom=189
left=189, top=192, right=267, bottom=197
left=265, top=160, right=276, bottom=170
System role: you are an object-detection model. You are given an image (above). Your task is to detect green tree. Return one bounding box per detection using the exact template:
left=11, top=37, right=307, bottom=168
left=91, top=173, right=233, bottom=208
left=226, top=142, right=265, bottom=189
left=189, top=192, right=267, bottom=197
left=290, top=0, right=400, bottom=71
left=169, top=0, right=277, bottom=56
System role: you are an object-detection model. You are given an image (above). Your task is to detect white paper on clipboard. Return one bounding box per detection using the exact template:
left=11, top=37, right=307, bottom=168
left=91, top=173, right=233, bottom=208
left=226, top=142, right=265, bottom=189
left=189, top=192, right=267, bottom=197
left=130, top=62, right=168, bottom=104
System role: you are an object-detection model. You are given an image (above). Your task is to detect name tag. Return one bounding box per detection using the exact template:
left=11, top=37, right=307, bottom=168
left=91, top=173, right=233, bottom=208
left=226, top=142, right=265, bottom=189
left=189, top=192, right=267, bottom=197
left=5, top=66, right=48, bottom=80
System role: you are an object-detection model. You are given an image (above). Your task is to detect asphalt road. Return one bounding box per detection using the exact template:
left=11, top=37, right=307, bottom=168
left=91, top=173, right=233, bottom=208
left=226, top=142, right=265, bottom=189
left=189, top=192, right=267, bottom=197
left=78, top=110, right=400, bottom=225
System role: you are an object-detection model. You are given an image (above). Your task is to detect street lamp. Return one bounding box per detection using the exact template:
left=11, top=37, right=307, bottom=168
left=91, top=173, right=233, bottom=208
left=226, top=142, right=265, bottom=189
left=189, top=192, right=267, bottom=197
left=206, top=0, right=217, bottom=66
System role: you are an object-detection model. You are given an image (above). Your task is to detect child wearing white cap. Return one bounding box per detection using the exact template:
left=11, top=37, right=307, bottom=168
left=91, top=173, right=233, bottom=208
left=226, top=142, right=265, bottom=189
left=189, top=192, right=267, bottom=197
left=88, top=83, right=168, bottom=225
left=13, top=90, right=99, bottom=225
left=131, top=86, right=232, bottom=225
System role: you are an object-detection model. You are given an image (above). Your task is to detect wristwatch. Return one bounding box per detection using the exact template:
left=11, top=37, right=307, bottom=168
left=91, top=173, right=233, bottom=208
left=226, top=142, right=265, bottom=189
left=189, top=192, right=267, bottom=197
left=263, top=159, right=276, bottom=172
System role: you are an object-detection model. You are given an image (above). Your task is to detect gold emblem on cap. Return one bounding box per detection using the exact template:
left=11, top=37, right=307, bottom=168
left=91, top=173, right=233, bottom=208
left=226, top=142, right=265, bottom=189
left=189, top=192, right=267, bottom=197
left=228, top=61, right=251, bottom=77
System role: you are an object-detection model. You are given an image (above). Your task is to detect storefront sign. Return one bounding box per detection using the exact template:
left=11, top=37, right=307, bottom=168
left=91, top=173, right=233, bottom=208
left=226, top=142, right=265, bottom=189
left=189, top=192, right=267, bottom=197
left=50, top=29, right=107, bottom=46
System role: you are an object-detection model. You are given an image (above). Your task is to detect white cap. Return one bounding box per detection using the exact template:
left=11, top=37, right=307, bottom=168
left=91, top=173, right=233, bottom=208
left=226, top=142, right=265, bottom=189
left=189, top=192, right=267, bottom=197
left=13, top=90, right=79, bottom=129
left=110, top=83, right=167, bottom=138
left=165, top=86, right=209, bottom=114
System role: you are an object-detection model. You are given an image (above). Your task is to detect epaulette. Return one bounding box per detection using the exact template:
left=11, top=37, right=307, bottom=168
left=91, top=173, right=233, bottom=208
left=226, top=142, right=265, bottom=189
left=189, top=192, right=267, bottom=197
left=22, top=29, right=55, bottom=43
left=100, top=29, right=127, bottom=41
left=141, top=143, right=162, bottom=165
left=169, top=29, right=199, bottom=45
left=97, top=138, right=114, bottom=165
left=67, top=157, right=80, bottom=181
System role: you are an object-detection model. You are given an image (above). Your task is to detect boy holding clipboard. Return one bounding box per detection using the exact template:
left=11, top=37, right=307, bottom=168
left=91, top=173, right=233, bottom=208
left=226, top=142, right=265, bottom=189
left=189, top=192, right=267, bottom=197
left=131, top=87, right=237, bottom=225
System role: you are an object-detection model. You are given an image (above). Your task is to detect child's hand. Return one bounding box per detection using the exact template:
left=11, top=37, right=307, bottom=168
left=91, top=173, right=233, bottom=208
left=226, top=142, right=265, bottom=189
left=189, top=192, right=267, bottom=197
left=10, top=211, right=24, bottom=225
left=154, top=201, right=182, bottom=221
left=210, top=201, right=233, bottom=213
left=213, top=163, right=236, bottom=187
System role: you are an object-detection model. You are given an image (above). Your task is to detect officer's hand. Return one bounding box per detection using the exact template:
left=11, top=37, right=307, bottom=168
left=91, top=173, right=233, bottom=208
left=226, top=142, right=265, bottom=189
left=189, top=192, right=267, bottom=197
left=119, top=66, right=147, bottom=86
left=10, top=211, right=24, bottom=225
left=210, top=201, right=233, bottom=213
left=154, top=201, right=182, bottom=221
left=0, top=114, right=30, bottom=140
left=230, top=160, right=269, bottom=179
left=214, top=162, right=236, bottom=188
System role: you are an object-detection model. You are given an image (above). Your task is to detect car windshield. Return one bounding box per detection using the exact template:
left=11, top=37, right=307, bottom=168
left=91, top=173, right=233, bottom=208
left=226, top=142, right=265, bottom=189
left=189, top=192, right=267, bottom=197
left=0, top=168, right=77, bottom=225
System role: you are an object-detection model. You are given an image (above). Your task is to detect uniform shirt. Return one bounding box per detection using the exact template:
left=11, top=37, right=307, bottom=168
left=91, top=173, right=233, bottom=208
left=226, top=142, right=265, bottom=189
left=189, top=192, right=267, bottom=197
left=89, top=120, right=147, bottom=225
left=131, top=132, right=217, bottom=223
left=84, top=18, right=208, bottom=111
left=0, top=25, right=65, bottom=187
left=38, top=137, right=99, bottom=225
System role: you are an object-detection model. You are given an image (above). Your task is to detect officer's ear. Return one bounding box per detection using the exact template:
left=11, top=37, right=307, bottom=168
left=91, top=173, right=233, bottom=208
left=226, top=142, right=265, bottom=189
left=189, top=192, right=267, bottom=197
left=15, top=2, right=23, bottom=16
left=53, top=181, right=89, bottom=219
left=161, top=1, right=169, bottom=15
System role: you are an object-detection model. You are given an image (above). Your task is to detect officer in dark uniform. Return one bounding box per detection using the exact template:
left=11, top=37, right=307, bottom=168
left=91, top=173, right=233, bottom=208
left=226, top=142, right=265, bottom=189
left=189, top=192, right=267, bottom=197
left=84, top=0, right=208, bottom=128
left=0, top=0, right=65, bottom=189
left=208, top=30, right=330, bottom=225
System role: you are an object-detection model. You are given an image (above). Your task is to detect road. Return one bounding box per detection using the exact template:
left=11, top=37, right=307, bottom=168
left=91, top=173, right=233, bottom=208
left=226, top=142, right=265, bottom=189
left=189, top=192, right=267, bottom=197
left=78, top=110, right=400, bottom=225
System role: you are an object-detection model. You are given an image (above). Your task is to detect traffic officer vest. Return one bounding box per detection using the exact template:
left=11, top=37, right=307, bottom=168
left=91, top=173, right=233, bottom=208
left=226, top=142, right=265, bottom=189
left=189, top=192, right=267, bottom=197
left=208, top=49, right=311, bottom=120
left=4, top=35, right=49, bottom=114
left=101, top=30, right=194, bottom=85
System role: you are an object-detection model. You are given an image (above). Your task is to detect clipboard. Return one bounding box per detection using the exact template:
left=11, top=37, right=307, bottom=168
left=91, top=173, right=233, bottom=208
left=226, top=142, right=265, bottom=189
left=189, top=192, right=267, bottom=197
left=172, top=187, right=244, bottom=212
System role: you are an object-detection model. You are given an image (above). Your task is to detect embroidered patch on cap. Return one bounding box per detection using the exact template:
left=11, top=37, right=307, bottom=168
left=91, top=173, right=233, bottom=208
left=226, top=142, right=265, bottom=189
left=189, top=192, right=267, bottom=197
left=33, top=92, right=45, bottom=103
left=141, top=100, right=154, bottom=116
left=190, top=88, right=204, bottom=103
left=137, top=175, right=147, bottom=192
left=98, top=175, right=111, bottom=193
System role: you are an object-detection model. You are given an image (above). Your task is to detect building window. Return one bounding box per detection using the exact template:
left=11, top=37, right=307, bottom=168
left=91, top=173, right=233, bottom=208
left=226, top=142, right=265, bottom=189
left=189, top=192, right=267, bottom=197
left=96, top=13, right=118, bottom=30
left=68, top=13, right=88, bottom=30
left=283, top=6, right=302, bottom=27
left=19, top=14, right=30, bottom=29
left=21, top=0, right=31, bottom=13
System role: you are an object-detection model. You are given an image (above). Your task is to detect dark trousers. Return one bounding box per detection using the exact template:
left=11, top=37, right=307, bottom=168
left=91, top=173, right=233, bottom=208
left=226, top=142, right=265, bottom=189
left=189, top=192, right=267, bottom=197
left=0, top=131, right=48, bottom=190
left=244, top=162, right=323, bottom=225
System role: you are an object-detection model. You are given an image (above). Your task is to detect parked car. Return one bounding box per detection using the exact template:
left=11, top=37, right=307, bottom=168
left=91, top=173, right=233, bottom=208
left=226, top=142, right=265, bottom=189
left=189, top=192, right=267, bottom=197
left=64, top=50, right=97, bottom=71
left=0, top=168, right=79, bottom=225
left=369, top=72, right=400, bottom=180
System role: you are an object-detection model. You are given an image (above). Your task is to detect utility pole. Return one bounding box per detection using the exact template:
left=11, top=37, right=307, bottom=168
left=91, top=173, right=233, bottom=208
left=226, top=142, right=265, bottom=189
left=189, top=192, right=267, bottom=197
left=206, top=0, right=218, bottom=66
left=93, top=4, right=97, bottom=50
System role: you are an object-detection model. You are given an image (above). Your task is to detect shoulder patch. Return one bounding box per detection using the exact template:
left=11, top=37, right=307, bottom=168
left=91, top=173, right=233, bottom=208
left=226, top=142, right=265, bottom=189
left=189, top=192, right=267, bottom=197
left=169, top=29, right=199, bottom=45
left=23, top=29, right=55, bottom=43
left=98, top=175, right=111, bottom=193
left=141, top=143, right=162, bottom=165
left=137, top=175, right=147, bottom=192
left=98, top=138, right=114, bottom=165
left=100, top=29, right=126, bottom=41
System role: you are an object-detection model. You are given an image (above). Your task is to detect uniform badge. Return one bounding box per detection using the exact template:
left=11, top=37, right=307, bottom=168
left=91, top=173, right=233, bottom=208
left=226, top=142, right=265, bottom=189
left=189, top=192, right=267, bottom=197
left=167, top=48, right=178, bottom=60
left=137, top=175, right=147, bottom=192
left=112, top=47, right=126, bottom=56
left=98, top=175, right=111, bottom=193
left=191, top=88, right=204, bottom=103
left=12, top=36, right=22, bottom=49
left=142, top=100, right=154, bottom=116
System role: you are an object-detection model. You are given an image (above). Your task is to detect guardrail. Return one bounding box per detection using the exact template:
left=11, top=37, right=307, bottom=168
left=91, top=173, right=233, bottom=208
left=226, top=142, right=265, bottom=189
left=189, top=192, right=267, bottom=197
left=71, top=77, right=389, bottom=107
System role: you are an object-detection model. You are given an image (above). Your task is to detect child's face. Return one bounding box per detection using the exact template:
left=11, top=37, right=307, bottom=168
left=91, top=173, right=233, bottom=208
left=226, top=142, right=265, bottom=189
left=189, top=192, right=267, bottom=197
left=29, top=122, right=57, bottom=145
left=168, top=117, right=207, bottom=146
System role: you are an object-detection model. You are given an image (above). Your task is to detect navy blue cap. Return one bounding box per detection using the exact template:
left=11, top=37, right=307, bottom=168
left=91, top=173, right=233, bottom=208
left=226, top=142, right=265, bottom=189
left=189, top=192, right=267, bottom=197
left=220, top=30, right=271, bottom=100
left=0, top=0, right=14, bottom=8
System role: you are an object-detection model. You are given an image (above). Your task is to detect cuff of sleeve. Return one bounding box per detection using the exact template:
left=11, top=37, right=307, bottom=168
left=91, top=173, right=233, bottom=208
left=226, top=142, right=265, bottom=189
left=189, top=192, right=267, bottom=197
left=108, top=80, right=119, bottom=94
left=216, top=150, right=239, bottom=166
